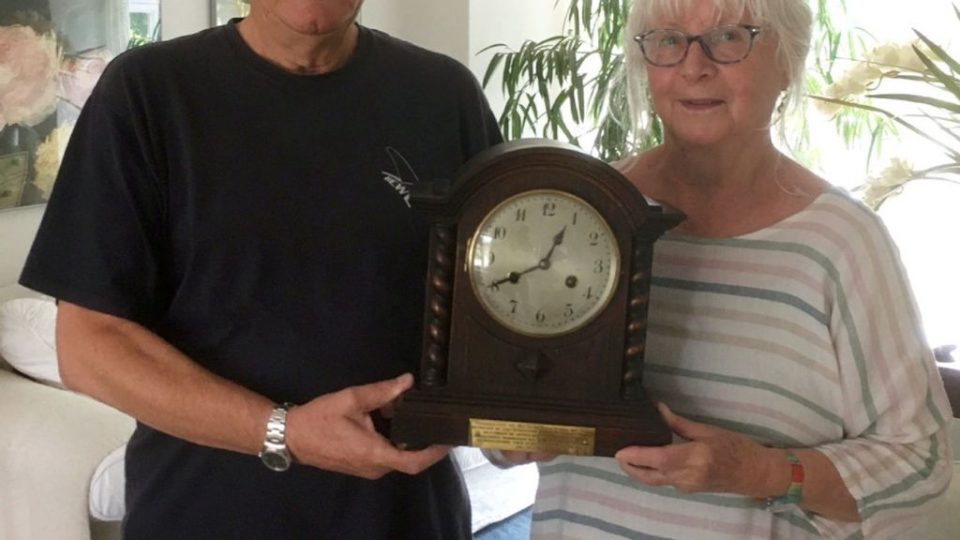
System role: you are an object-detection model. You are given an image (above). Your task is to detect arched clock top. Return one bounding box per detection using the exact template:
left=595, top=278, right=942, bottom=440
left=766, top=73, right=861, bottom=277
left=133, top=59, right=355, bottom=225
left=410, top=139, right=683, bottom=235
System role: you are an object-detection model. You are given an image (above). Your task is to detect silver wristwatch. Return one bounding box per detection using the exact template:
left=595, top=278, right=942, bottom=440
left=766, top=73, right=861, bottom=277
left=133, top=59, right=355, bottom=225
left=258, top=403, right=293, bottom=472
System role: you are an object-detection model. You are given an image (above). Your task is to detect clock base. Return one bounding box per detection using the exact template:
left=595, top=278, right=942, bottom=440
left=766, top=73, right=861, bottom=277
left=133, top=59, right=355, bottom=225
left=390, top=389, right=670, bottom=457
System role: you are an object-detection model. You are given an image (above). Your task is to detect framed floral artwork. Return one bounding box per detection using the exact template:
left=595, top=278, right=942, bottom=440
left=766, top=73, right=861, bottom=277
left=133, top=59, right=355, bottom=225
left=0, top=0, right=160, bottom=210
left=210, top=0, right=249, bottom=26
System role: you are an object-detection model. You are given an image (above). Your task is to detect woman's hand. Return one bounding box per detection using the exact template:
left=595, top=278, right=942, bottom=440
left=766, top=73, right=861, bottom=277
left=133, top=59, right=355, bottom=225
left=614, top=403, right=782, bottom=497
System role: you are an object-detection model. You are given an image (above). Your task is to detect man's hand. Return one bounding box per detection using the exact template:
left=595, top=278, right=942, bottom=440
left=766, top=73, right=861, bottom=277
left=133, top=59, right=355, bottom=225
left=284, top=373, right=450, bottom=479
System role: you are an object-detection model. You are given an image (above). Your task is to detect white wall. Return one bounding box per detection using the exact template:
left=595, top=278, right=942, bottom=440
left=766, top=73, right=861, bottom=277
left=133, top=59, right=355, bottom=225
left=362, top=0, right=470, bottom=66
left=159, top=0, right=208, bottom=40
left=362, top=0, right=567, bottom=113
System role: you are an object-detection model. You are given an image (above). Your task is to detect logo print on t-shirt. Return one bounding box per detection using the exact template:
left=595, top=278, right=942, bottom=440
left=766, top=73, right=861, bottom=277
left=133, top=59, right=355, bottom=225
left=381, top=147, right=421, bottom=208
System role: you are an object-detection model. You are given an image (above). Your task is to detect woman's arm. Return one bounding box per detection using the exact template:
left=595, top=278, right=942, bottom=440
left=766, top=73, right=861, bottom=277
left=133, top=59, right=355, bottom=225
left=615, top=403, right=860, bottom=521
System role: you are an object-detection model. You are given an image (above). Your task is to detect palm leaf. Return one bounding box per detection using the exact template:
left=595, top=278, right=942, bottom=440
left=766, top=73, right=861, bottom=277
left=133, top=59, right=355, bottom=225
left=868, top=93, right=960, bottom=114
left=810, top=95, right=960, bottom=162
left=914, top=30, right=960, bottom=75
left=911, top=36, right=960, bottom=101
left=481, top=51, right=506, bottom=89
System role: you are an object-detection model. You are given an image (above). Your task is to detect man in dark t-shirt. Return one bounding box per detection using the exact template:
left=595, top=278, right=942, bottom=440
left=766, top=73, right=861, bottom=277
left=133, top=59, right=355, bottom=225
left=20, top=1, right=502, bottom=538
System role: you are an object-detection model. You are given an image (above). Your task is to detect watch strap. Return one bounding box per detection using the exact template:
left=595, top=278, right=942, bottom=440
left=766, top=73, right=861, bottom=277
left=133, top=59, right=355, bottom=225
left=264, top=403, right=291, bottom=445
left=259, top=402, right=293, bottom=472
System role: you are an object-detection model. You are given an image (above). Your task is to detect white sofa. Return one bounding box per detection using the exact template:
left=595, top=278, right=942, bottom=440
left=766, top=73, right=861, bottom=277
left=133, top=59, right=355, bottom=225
left=0, top=205, right=133, bottom=540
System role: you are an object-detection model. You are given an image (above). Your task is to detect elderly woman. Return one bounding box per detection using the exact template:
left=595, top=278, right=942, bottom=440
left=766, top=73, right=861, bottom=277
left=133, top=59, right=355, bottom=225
left=524, top=0, right=954, bottom=538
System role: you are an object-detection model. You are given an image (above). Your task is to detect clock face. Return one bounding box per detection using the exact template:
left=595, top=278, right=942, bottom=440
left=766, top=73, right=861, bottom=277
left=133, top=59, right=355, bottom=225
left=468, top=189, right=620, bottom=336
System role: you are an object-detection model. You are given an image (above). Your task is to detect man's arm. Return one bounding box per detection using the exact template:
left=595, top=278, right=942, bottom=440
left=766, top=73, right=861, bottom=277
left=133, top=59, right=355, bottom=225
left=56, top=301, right=447, bottom=479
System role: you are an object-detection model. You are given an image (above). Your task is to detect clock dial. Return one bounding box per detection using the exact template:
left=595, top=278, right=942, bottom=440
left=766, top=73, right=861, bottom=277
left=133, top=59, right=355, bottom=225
left=468, top=190, right=620, bottom=336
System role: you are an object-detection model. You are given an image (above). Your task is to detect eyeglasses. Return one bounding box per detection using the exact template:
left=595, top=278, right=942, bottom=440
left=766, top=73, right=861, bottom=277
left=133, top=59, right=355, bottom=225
left=634, top=24, right=762, bottom=67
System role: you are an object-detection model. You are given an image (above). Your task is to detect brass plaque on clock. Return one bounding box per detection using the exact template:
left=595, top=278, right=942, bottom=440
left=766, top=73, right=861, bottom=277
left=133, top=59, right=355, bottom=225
left=390, top=139, right=683, bottom=456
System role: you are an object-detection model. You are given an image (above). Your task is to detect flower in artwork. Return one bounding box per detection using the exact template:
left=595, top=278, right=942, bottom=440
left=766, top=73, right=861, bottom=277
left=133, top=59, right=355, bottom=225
left=59, top=49, right=112, bottom=110
left=34, top=122, right=74, bottom=198
left=0, top=25, right=60, bottom=130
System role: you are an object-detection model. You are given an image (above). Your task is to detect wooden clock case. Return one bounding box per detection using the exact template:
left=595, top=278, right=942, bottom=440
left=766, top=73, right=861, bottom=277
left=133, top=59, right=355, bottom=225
left=390, top=140, right=683, bottom=456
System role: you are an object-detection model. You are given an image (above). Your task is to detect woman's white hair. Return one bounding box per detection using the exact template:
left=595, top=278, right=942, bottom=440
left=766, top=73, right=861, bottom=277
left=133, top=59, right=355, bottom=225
left=623, top=0, right=813, bottom=147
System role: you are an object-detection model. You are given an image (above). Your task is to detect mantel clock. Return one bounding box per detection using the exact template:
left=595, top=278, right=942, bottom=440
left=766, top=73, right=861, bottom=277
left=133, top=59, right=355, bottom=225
left=390, top=140, right=683, bottom=456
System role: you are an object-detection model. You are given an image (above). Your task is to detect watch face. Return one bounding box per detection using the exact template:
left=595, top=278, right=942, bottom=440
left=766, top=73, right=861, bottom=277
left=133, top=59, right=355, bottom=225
left=260, top=448, right=291, bottom=472
left=468, top=189, right=620, bottom=336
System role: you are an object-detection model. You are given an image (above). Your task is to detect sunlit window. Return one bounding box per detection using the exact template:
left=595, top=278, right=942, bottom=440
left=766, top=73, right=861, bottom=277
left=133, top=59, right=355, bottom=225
left=798, top=1, right=959, bottom=354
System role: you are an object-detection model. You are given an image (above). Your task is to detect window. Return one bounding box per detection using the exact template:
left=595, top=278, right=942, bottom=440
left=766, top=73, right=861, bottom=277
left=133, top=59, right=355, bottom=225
left=803, top=1, right=959, bottom=351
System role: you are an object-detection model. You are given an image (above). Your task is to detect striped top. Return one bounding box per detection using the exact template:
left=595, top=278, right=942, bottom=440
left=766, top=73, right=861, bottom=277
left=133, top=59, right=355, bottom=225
left=531, top=187, right=953, bottom=539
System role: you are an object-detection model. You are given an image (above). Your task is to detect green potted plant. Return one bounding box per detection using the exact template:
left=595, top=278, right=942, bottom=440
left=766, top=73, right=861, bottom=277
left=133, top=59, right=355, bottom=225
left=481, top=0, right=634, bottom=161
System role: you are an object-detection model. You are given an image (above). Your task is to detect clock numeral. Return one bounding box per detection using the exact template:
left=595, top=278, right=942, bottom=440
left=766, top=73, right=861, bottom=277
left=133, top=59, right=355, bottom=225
left=584, top=286, right=594, bottom=300
left=594, top=259, right=605, bottom=274
left=542, top=202, right=557, bottom=217
left=488, top=282, right=501, bottom=292
left=493, top=226, right=507, bottom=240
left=515, top=208, right=527, bottom=222
left=510, top=300, right=519, bottom=314
left=563, top=304, right=574, bottom=318
left=571, top=212, right=578, bottom=226
left=588, top=231, right=601, bottom=246
left=486, top=251, right=496, bottom=266
left=535, top=309, right=546, bottom=323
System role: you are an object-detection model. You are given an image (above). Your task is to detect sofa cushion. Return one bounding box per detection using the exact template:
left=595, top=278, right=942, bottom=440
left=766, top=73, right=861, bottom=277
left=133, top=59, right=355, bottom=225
left=0, top=297, right=61, bottom=387
left=89, top=444, right=127, bottom=521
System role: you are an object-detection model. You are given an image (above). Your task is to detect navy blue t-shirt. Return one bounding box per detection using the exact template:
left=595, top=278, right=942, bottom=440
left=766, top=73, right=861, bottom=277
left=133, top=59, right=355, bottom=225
left=21, top=22, right=502, bottom=539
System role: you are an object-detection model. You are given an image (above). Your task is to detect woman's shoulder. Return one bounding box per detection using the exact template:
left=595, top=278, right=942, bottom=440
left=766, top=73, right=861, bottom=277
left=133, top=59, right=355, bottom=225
left=765, top=182, right=902, bottom=273
left=755, top=159, right=882, bottom=238
left=801, top=183, right=886, bottom=231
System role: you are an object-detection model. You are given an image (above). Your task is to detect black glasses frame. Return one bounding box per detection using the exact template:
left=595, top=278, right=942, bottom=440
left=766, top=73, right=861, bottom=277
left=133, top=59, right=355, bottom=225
left=634, top=24, right=763, bottom=67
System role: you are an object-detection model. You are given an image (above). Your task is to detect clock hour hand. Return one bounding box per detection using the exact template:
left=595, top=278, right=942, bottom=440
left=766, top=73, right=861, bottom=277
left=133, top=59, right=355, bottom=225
left=488, top=226, right=567, bottom=289
left=489, top=261, right=542, bottom=288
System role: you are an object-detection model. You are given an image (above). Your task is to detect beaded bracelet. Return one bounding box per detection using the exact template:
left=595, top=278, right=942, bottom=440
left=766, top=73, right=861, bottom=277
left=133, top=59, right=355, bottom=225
left=763, top=451, right=804, bottom=513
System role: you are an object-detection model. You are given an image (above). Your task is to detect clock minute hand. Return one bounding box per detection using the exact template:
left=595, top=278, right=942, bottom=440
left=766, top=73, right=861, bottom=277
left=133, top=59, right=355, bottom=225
left=539, top=226, right=567, bottom=268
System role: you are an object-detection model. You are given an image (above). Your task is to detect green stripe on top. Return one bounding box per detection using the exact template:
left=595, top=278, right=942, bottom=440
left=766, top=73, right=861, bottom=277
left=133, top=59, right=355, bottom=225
left=645, top=364, right=844, bottom=425
left=649, top=321, right=838, bottom=383
left=659, top=235, right=878, bottom=420
left=682, top=412, right=806, bottom=447
left=539, top=462, right=764, bottom=510
left=532, top=510, right=674, bottom=540
left=651, top=277, right=829, bottom=325
left=537, top=462, right=820, bottom=536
